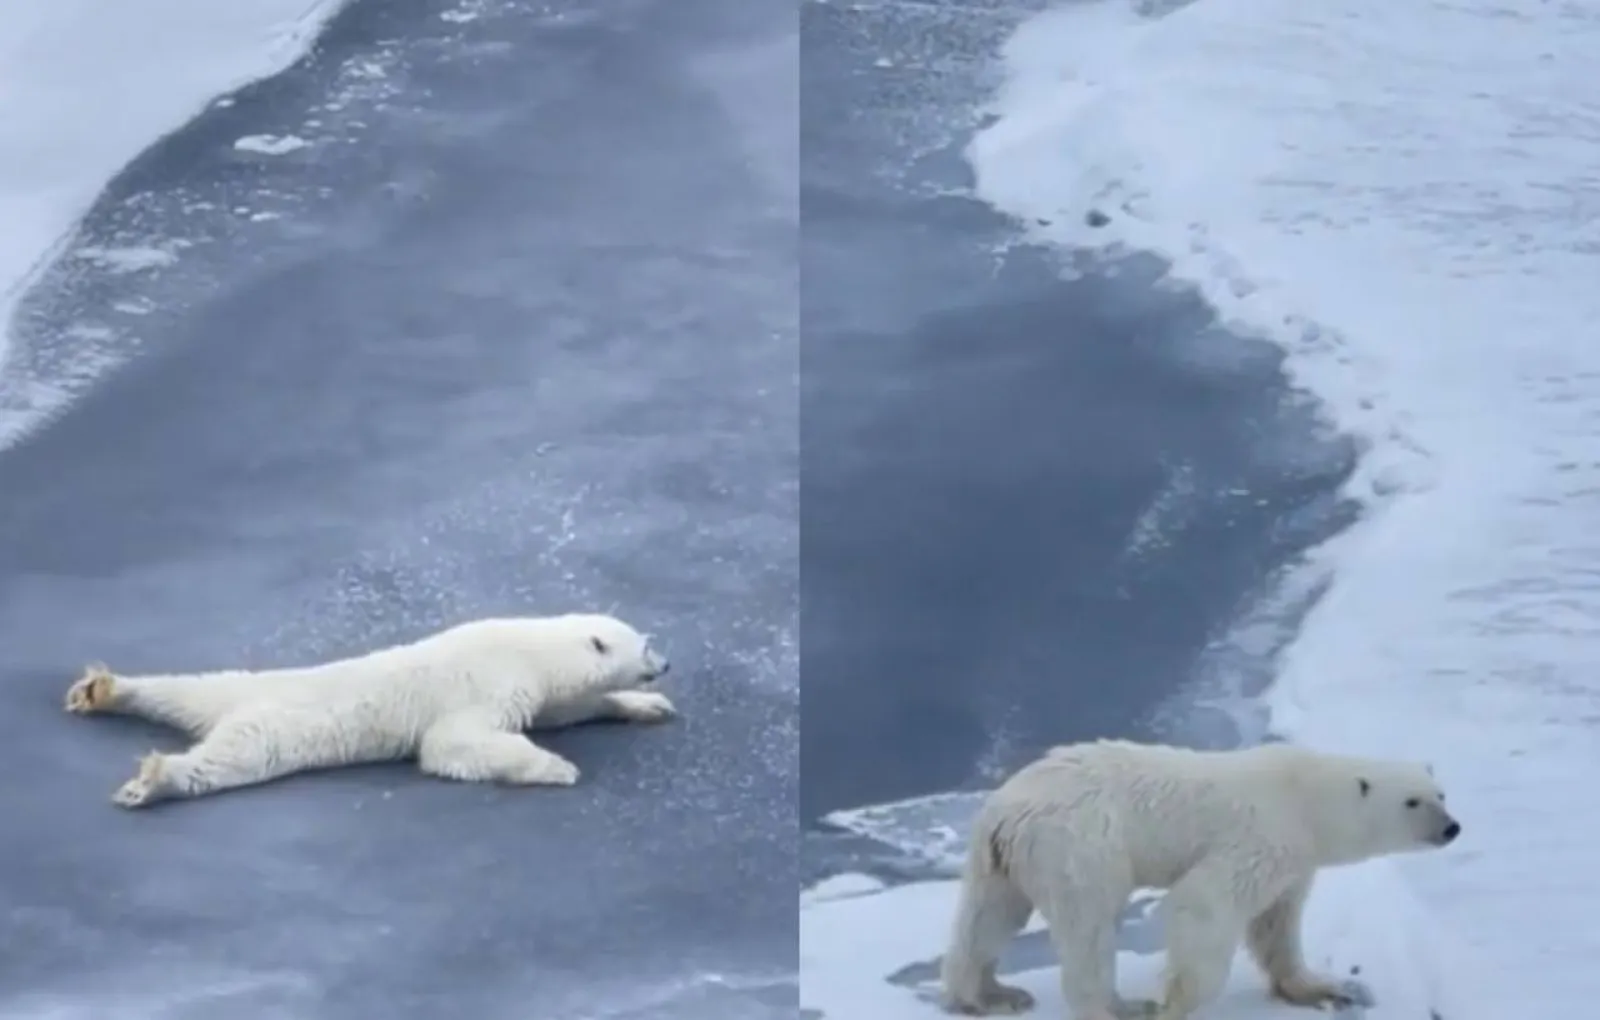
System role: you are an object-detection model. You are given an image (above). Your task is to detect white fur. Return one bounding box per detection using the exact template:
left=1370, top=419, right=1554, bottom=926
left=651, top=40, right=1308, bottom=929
left=63, top=613, right=674, bottom=809
left=938, top=740, right=1460, bottom=1020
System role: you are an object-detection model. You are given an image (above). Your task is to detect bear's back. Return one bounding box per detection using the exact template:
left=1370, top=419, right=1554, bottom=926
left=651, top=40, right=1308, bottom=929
left=990, top=740, right=1303, bottom=888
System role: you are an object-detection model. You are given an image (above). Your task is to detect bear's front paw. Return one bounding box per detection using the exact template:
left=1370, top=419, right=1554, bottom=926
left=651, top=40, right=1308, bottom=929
left=65, top=663, right=117, bottom=714
left=544, top=757, right=580, bottom=785
left=111, top=752, right=169, bottom=809
left=609, top=690, right=677, bottom=724
left=510, top=752, right=580, bottom=786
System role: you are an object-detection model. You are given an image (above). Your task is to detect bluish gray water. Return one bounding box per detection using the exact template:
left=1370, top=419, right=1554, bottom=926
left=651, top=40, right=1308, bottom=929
left=0, top=1, right=796, bottom=1017
left=798, top=0, right=1357, bottom=879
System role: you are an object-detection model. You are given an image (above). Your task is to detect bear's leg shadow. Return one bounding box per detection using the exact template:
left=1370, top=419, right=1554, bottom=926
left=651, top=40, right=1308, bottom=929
left=1155, top=862, right=1247, bottom=1020
left=419, top=710, right=580, bottom=786
left=1247, top=877, right=1352, bottom=1009
left=111, top=706, right=346, bottom=809
left=65, top=664, right=252, bottom=737
left=939, top=856, right=1036, bottom=1015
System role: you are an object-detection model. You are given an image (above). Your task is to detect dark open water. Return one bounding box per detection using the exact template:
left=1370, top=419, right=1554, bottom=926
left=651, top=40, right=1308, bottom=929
left=797, top=0, right=1358, bottom=880
left=0, top=1, right=796, bottom=1018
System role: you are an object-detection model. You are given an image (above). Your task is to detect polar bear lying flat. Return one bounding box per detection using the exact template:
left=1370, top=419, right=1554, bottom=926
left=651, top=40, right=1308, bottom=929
left=64, top=613, right=673, bottom=809
left=939, top=739, right=1460, bottom=1020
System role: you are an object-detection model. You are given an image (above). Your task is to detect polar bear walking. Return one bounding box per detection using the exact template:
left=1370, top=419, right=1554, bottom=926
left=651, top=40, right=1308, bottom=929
left=939, top=740, right=1460, bottom=1020
left=64, top=613, right=674, bottom=809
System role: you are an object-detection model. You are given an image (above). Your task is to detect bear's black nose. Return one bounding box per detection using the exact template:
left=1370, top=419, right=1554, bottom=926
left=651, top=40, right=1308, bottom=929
left=1441, top=821, right=1461, bottom=843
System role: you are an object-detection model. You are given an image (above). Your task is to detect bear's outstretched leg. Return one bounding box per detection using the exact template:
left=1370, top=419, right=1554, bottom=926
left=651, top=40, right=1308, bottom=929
left=1247, top=878, right=1354, bottom=1009
left=939, top=837, right=1037, bottom=1015
left=527, top=690, right=676, bottom=729
left=419, top=712, right=579, bottom=786
left=111, top=710, right=345, bottom=808
left=600, top=690, right=677, bottom=723
left=65, top=663, right=252, bottom=736
left=1155, top=864, right=1245, bottom=1020
left=111, top=744, right=290, bottom=808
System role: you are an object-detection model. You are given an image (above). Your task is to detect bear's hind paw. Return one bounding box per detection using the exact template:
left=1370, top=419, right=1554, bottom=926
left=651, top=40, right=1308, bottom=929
left=65, top=663, right=117, bottom=714
left=942, top=983, right=1036, bottom=1016
left=986, top=985, right=1037, bottom=1015
left=111, top=752, right=169, bottom=809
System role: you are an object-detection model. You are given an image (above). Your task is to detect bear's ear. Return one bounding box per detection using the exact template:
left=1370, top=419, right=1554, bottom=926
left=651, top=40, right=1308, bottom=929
left=590, top=636, right=611, bottom=655
left=1358, top=778, right=1371, bottom=797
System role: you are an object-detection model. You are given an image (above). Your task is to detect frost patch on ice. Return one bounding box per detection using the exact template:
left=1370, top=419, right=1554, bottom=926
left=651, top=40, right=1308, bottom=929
left=568, top=970, right=797, bottom=1020
left=802, top=873, right=887, bottom=906
left=822, top=792, right=983, bottom=873
left=62, top=323, right=114, bottom=342
left=71, top=246, right=179, bottom=273
left=343, top=59, right=389, bottom=81
left=233, top=133, right=311, bottom=155
left=1150, top=562, right=1335, bottom=750
left=0, top=967, right=315, bottom=1020
left=1118, top=459, right=1198, bottom=565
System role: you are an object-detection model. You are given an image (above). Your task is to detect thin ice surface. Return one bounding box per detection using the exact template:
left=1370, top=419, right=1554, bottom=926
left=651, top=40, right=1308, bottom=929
left=0, top=0, right=796, bottom=1016
left=969, top=0, right=1600, bottom=1014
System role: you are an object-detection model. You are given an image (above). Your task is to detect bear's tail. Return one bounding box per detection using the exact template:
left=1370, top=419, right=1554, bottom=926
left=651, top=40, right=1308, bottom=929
left=938, top=805, right=1034, bottom=1012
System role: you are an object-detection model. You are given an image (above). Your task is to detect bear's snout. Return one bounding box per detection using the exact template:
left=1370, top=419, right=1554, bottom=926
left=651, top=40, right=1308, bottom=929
left=641, top=651, right=670, bottom=681
left=1436, top=818, right=1462, bottom=846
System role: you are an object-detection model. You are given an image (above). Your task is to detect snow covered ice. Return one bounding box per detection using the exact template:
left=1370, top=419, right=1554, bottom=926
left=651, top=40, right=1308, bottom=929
left=0, top=0, right=345, bottom=447
left=804, top=0, right=1600, bottom=1016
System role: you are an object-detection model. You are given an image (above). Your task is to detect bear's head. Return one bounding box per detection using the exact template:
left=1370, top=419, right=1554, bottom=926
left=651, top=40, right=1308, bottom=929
left=565, top=613, right=671, bottom=691
left=1342, top=760, right=1460, bottom=861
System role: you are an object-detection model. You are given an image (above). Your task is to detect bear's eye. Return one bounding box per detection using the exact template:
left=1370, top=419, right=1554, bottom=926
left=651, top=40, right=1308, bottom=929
left=590, top=636, right=610, bottom=655
left=1404, top=797, right=1420, bottom=809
